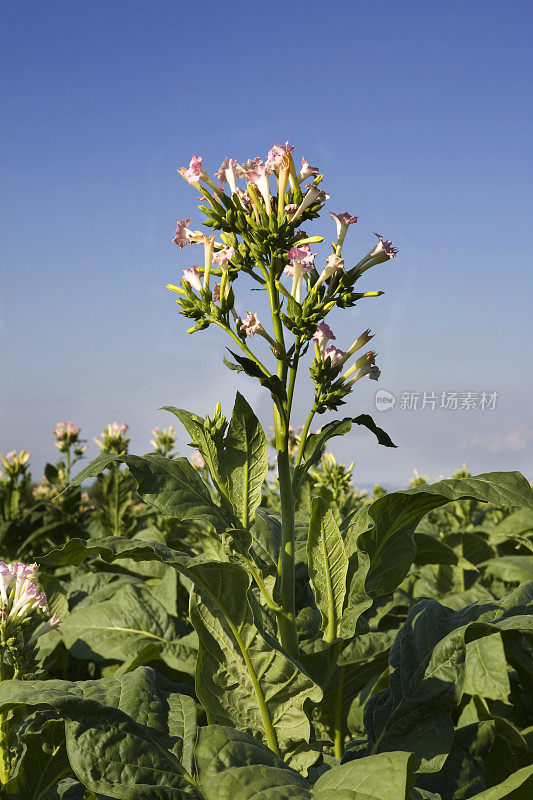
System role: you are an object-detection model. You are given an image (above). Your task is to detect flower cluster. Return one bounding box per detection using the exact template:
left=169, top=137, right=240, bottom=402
left=150, top=425, right=177, bottom=457
left=0, top=450, right=31, bottom=481
left=0, top=561, right=60, bottom=643
left=94, top=422, right=129, bottom=455
left=167, top=140, right=397, bottom=416
left=52, top=421, right=87, bottom=456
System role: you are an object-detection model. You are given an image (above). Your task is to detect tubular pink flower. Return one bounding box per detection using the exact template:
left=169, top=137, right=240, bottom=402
left=313, top=322, right=336, bottom=356
left=286, top=244, right=316, bottom=266
left=298, top=157, right=319, bottom=183
left=182, top=266, right=203, bottom=293
left=30, top=613, right=61, bottom=642
left=0, top=562, right=14, bottom=605
left=245, top=164, right=272, bottom=212
left=291, top=183, right=330, bottom=222
left=172, top=218, right=192, bottom=248
left=371, top=233, right=398, bottom=259
left=324, top=345, right=346, bottom=365
left=179, top=155, right=206, bottom=185
left=241, top=157, right=264, bottom=173
left=331, top=211, right=359, bottom=252
left=338, top=329, right=374, bottom=366
left=266, top=141, right=294, bottom=172
left=215, top=158, right=245, bottom=194
left=212, top=246, right=235, bottom=269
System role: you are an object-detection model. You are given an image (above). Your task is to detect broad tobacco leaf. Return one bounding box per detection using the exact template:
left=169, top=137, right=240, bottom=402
left=340, top=472, right=533, bottom=634
left=69, top=452, right=229, bottom=532
left=59, top=582, right=198, bottom=676
left=0, top=668, right=200, bottom=799
left=190, top=562, right=322, bottom=771
left=224, top=392, right=269, bottom=528
left=363, top=584, right=533, bottom=773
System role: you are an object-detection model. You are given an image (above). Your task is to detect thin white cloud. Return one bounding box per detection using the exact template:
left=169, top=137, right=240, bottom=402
left=462, top=426, right=533, bottom=453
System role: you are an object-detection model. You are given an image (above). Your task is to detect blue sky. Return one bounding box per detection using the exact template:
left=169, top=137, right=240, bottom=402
left=1, top=0, right=532, bottom=487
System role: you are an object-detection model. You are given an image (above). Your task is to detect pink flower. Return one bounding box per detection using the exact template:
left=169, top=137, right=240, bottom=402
left=182, top=266, right=203, bottom=293
left=291, top=183, right=330, bottom=222
left=241, top=311, right=262, bottom=337
left=245, top=164, right=272, bottom=212
left=212, top=246, right=235, bottom=268
left=287, top=244, right=316, bottom=266
left=372, top=233, right=398, bottom=259
left=330, top=212, right=358, bottom=247
left=29, top=613, right=61, bottom=642
left=179, top=155, right=206, bottom=185
left=324, top=254, right=345, bottom=278
left=172, top=218, right=192, bottom=248
left=241, top=157, right=264, bottom=173
left=298, top=157, right=319, bottom=183
left=324, top=345, right=346, bottom=365
left=265, top=141, right=294, bottom=171
left=215, top=158, right=244, bottom=194
left=313, top=322, right=336, bottom=354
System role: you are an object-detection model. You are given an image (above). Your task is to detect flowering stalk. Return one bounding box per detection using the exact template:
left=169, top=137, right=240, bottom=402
left=169, top=142, right=397, bottom=658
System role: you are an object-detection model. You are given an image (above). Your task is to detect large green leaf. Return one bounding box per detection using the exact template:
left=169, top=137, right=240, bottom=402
left=313, top=751, right=414, bottom=800
left=0, top=668, right=200, bottom=799
left=190, top=562, right=322, bottom=770
left=344, top=472, right=533, bottom=601
left=467, top=763, right=533, bottom=800
left=308, top=497, right=349, bottom=642
left=59, top=582, right=198, bottom=675
left=69, top=452, right=229, bottom=532
left=224, top=392, right=268, bottom=528
left=195, top=725, right=309, bottom=800
left=463, top=632, right=510, bottom=701
left=364, top=585, right=533, bottom=773
left=481, top=556, right=533, bottom=583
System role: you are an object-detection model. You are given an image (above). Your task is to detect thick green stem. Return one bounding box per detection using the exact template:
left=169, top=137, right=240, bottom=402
left=0, top=653, right=10, bottom=785
left=333, top=665, right=345, bottom=760
left=275, top=418, right=298, bottom=658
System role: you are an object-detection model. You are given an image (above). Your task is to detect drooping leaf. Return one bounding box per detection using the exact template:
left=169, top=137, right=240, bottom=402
left=293, top=415, right=395, bottom=496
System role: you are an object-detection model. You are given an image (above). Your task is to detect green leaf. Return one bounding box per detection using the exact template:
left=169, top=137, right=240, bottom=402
left=224, top=392, right=268, bottom=528
left=0, top=668, right=200, bottom=799
left=162, top=406, right=225, bottom=489
left=458, top=763, right=533, bottom=800
left=313, top=751, right=415, bottom=800
left=2, top=718, right=72, bottom=800
left=463, top=633, right=511, bottom=701
left=293, top=415, right=395, bottom=495
left=308, top=497, right=349, bottom=642
left=413, top=533, right=477, bottom=570
left=195, top=725, right=309, bottom=800
left=481, top=556, right=533, bottom=583
left=59, top=582, right=198, bottom=675
left=69, top=453, right=229, bottom=532
left=345, top=472, right=533, bottom=600
left=190, top=562, right=322, bottom=770
left=364, top=586, right=533, bottom=772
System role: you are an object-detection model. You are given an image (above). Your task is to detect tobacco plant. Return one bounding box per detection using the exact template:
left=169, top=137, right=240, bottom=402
left=0, top=143, right=532, bottom=799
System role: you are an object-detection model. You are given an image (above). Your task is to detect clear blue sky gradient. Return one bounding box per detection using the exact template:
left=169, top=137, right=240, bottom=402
left=1, top=0, right=532, bottom=486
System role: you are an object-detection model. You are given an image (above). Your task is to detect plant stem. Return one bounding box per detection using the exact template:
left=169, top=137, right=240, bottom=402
left=0, top=652, right=10, bottom=785
left=294, top=407, right=317, bottom=470
left=333, top=665, right=345, bottom=760
left=267, top=264, right=299, bottom=658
